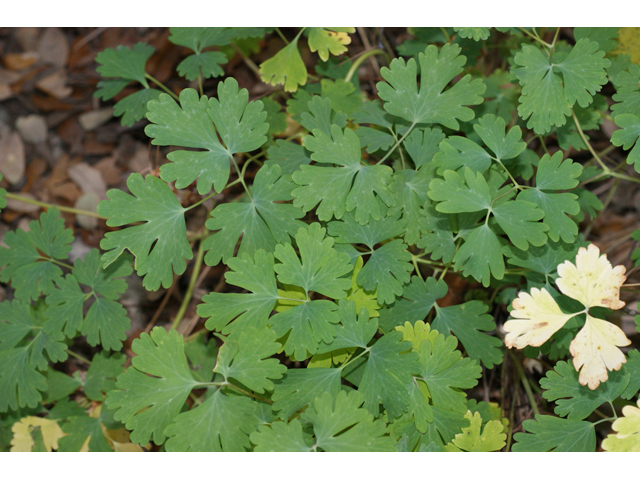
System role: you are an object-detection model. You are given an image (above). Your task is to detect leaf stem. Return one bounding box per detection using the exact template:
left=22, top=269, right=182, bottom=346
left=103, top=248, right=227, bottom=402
left=508, top=350, right=540, bottom=416
left=229, top=41, right=261, bottom=78
left=377, top=122, right=416, bottom=165
left=144, top=74, right=179, bottom=101
left=344, top=48, right=386, bottom=83
left=170, top=240, right=206, bottom=331
left=519, top=28, right=552, bottom=49
left=439, top=27, right=451, bottom=43
left=222, top=382, right=272, bottom=404
left=571, top=108, right=608, bottom=172
left=66, top=349, right=92, bottom=365
left=339, top=347, right=370, bottom=371
left=4, top=192, right=106, bottom=219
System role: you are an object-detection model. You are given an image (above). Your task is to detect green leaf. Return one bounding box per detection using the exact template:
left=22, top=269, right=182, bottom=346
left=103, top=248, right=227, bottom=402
left=377, top=43, right=485, bottom=128
left=214, top=327, right=286, bottom=393
left=307, top=28, right=354, bottom=61
left=164, top=389, right=258, bottom=451
left=416, top=327, right=482, bottom=413
left=0, top=207, right=73, bottom=301
left=359, top=331, right=420, bottom=418
left=574, top=27, right=619, bottom=52
left=266, top=140, right=312, bottom=175
left=621, top=350, right=640, bottom=400
left=260, top=33, right=307, bottom=92
left=261, top=96, right=287, bottom=136
left=316, top=300, right=378, bottom=353
left=611, top=64, right=640, bottom=118
left=274, top=223, right=353, bottom=299
left=540, top=360, right=630, bottom=420
left=0, top=348, right=48, bottom=412
left=417, top=202, right=457, bottom=264
left=513, top=40, right=610, bottom=134
left=403, top=127, right=445, bottom=169
left=113, top=88, right=162, bottom=127
left=611, top=114, right=640, bottom=173
left=105, top=327, right=200, bottom=445
left=202, top=164, right=305, bottom=266
left=379, top=277, right=448, bottom=332
left=0, top=174, right=6, bottom=210
left=448, top=411, right=506, bottom=452
left=197, top=250, right=278, bottom=335
left=98, top=173, right=192, bottom=291
left=452, top=224, right=505, bottom=287
left=505, top=239, right=579, bottom=277
left=300, top=390, right=396, bottom=451
left=328, top=213, right=412, bottom=305
left=251, top=419, right=313, bottom=451
left=95, top=43, right=154, bottom=87
left=169, top=28, right=232, bottom=81
left=473, top=114, right=526, bottom=161
left=453, top=28, right=490, bottom=41
left=184, top=334, right=219, bottom=383
left=428, top=167, right=492, bottom=213
left=84, top=351, right=125, bottom=401
left=388, top=169, right=433, bottom=246
left=147, top=82, right=268, bottom=195
left=272, top=367, right=342, bottom=420
left=513, top=415, right=595, bottom=452
left=45, top=249, right=132, bottom=350
left=492, top=198, right=547, bottom=250
left=432, top=136, right=492, bottom=174
left=43, top=370, right=81, bottom=404
left=299, top=95, right=347, bottom=136
left=432, top=300, right=503, bottom=368
left=344, top=258, right=381, bottom=319
left=321, top=78, right=362, bottom=116
left=293, top=125, right=395, bottom=224
left=58, top=413, right=112, bottom=452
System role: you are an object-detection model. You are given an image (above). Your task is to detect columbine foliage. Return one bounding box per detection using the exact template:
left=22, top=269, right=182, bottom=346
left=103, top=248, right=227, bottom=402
left=2, top=27, right=639, bottom=453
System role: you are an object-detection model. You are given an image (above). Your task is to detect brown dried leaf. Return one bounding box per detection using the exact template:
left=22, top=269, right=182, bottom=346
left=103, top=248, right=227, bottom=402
left=36, top=69, right=72, bottom=99
left=0, top=127, right=26, bottom=184
left=3, top=52, right=39, bottom=71
left=37, top=28, right=69, bottom=68
left=15, top=114, right=48, bottom=144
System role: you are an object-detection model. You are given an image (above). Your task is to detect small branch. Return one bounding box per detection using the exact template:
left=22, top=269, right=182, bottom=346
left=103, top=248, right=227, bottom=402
left=144, top=74, right=179, bottom=101
left=4, top=193, right=106, bottom=219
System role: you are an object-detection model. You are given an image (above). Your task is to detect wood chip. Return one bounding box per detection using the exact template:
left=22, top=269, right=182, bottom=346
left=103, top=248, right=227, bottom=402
left=0, top=127, right=26, bottom=184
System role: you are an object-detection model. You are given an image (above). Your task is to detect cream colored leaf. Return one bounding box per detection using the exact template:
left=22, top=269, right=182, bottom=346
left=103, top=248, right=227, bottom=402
left=503, top=287, right=575, bottom=349
left=10, top=416, right=65, bottom=452
left=556, top=243, right=626, bottom=309
left=570, top=315, right=631, bottom=390
left=602, top=398, right=640, bottom=452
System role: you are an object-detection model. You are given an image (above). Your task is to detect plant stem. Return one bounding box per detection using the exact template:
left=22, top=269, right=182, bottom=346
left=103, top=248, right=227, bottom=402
left=144, top=74, right=179, bottom=101
left=274, top=28, right=289, bottom=44
left=170, top=240, right=206, bottom=331
left=229, top=41, right=261, bottom=78
left=377, top=122, right=416, bottom=165
left=572, top=108, right=608, bottom=172
left=439, top=27, right=451, bottom=43
left=66, top=349, right=92, bottom=365
left=4, top=193, right=106, bottom=219
left=223, top=383, right=272, bottom=404
left=344, top=48, right=385, bottom=83
left=509, top=350, right=540, bottom=416
left=519, top=28, right=552, bottom=49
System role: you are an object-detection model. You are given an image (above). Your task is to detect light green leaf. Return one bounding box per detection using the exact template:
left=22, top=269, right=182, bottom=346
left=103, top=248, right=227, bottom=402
left=105, top=328, right=200, bottom=445
left=429, top=167, right=492, bottom=213
left=492, top=198, right=547, bottom=250
left=307, top=28, right=354, bottom=61
left=453, top=28, right=490, bottom=41
left=377, top=43, right=485, bottom=128
left=260, top=33, right=307, bottom=92
left=98, top=173, right=192, bottom=291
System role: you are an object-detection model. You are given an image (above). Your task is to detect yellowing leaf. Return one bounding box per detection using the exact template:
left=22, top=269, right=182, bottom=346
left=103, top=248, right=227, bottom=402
left=612, top=28, right=640, bottom=65
left=396, top=320, right=439, bottom=351
left=11, top=416, right=64, bottom=452
left=570, top=315, right=631, bottom=390
left=602, top=398, right=640, bottom=452
left=446, top=411, right=506, bottom=452
left=345, top=256, right=380, bottom=318
left=556, top=243, right=626, bottom=310
left=307, top=28, right=354, bottom=62
left=503, top=288, right=575, bottom=349
left=259, top=32, right=307, bottom=92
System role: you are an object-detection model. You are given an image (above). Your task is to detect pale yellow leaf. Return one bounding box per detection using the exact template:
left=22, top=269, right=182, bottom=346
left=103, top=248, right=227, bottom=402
left=556, top=243, right=626, bottom=309
left=503, top=288, right=575, bottom=349
left=10, top=416, right=65, bottom=452
left=570, top=315, right=631, bottom=390
left=602, top=398, right=640, bottom=452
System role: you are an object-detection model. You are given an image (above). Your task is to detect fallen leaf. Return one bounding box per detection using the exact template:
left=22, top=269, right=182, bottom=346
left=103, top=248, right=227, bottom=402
left=36, top=69, right=72, bottom=99
left=75, top=191, right=100, bottom=229
left=0, top=83, right=12, bottom=101
left=15, top=114, right=48, bottom=144
left=0, top=127, right=26, bottom=184
left=78, top=108, right=114, bottom=131
left=3, top=52, right=39, bottom=71
left=37, top=28, right=69, bottom=68
left=68, top=162, right=107, bottom=198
